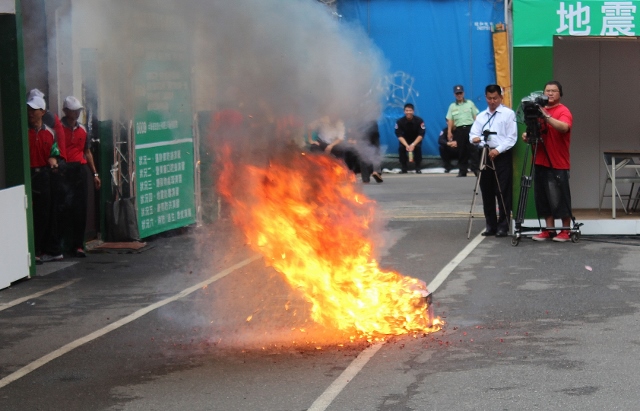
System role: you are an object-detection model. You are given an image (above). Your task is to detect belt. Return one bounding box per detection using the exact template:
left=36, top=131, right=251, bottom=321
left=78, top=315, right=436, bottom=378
left=457, top=125, right=472, bottom=128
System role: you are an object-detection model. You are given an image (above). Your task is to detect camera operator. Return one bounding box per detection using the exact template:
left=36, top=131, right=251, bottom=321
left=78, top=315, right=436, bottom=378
left=469, top=84, right=517, bottom=237
left=522, top=80, right=574, bottom=242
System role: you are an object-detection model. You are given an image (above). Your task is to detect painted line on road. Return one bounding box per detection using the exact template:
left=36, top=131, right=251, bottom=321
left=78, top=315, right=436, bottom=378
left=427, top=230, right=485, bottom=292
left=0, top=279, right=82, bottom=312
left=307, top=342, right=384, bottom=411
left=307, top=230, right=485, bottom=411
left=0, top=254, right=261, bottom=389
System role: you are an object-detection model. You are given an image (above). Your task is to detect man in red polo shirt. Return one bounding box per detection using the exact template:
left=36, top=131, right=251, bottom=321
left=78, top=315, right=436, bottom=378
left=60, top=96, right=101, bottom=257
left=523, top=81, right=574, bottom=243
left=27, top=94, right=59, bottom=263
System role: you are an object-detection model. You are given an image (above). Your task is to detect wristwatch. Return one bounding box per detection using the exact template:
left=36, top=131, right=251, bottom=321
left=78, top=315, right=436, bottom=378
left=94, top=173, right=99, bottom=177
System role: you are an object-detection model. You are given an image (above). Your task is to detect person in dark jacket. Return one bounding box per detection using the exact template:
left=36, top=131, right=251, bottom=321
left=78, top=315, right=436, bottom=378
left=395, top=103, right=425, bottom=173
left=438, top=126, right=458, bottom=173
left=359, top=121, right=383, bottom=183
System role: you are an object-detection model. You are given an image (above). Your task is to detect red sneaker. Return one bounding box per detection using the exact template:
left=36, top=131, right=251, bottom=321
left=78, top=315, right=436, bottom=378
left=532, top=231, right=552, bottom=241
left=553, top=230, right=571, bottom=242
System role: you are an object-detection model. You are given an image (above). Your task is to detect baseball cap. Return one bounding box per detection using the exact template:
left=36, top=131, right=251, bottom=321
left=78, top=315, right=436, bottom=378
left=453, top=85, right=464, bottom=93
left=27, top=95, right=46, bottom=110
left=27, top=88, right=45, bottom=99
left=63, top=96, right=83, bottom=110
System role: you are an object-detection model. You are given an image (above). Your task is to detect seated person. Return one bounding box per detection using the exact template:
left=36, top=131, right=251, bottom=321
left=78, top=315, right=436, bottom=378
left=307, top=116, right=345, bottom=159
left=438, top=126, right=480, bottom=175
left=438, top=126, right=458, bottom=173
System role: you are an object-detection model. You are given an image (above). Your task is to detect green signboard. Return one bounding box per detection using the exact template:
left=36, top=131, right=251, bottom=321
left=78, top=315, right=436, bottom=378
left=514, top=0, right=640, bottom=47
left=134, top=51, right=196, bottom=238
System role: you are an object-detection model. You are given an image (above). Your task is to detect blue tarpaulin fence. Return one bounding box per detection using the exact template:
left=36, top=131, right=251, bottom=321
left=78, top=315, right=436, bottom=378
left=338, top=0, right=504, bottom=156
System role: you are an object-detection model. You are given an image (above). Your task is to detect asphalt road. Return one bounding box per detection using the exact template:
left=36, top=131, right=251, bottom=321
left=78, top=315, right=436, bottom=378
left=2, top=172, right=640, bottom=410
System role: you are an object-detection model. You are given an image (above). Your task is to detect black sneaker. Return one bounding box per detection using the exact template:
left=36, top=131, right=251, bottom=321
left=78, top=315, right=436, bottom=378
left=76, top=248, right=86, bottom=258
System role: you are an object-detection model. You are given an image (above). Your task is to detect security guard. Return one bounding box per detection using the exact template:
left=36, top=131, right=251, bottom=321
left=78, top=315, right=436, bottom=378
left=446, top=85, right=479, bottom=176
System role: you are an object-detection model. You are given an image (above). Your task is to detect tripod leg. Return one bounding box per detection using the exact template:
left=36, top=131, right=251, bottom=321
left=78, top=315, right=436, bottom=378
left=467, top=146, right=487, bottom=239
left=491, top=156, right=512, bottom=234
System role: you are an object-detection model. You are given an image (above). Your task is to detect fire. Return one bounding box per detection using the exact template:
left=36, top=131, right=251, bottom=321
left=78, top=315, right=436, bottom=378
left=218, top=147, right=442, bottom=339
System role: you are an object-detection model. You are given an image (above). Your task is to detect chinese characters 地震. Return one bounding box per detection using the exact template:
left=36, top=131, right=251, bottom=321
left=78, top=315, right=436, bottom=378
left=557, top=1, right=637, bottom=36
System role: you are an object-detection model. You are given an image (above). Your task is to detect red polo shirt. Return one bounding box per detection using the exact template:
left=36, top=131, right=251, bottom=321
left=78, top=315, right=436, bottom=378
left=28, top=124, right=56, bottom=167
left=535, top=104, right=573, bottom=170
left=61, top=118, right=89, bottom=164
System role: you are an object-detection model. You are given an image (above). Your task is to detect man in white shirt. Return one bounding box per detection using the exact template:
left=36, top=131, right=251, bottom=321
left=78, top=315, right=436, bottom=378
left=469, top=84, right=517, bottom=237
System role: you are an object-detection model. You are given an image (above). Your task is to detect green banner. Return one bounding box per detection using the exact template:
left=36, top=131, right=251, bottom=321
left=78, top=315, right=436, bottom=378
left=514, top=0, right=640, bottom=47
left=134, top=52, right=196, bottom=238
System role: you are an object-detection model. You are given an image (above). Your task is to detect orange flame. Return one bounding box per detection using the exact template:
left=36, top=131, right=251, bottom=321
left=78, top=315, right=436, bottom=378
left=218, top=147, right=442, bottom=339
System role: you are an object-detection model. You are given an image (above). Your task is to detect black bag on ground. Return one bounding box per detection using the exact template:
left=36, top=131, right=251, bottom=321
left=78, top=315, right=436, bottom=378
left=105, top=197, right=140, bottom=242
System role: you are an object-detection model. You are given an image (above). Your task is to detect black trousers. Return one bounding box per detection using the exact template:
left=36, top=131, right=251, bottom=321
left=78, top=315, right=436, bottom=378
left=31, top=168, right=51, bottom=256
left=479, top=148, right=512, bottom=232
left=64, top=162, right=89, bottom=249
left=439, top=144, right=459, bottom=170
left=453, top=125, right=472, bottom=172
left=534, top=165, right=572, bottom=220
left=398, top=144, right=422, bottom=171
left=309, top=141, right=345, bottom=160
left=48, top=167, right=67, bottom=255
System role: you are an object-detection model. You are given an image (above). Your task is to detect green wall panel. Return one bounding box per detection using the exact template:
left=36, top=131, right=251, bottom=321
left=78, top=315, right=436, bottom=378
left=512, top=46, right=553, bottom=220
left=0, top=4, right=36, bottom=275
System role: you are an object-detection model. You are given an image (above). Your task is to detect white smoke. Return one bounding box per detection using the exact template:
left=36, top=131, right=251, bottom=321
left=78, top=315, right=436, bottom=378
left=67, top=0, right=387, bottom=139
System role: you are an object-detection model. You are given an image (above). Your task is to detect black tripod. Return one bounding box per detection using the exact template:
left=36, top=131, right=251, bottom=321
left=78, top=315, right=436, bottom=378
left=467, top=133, right=510, bottom=239
left=511, top=120, right=582, bottom=246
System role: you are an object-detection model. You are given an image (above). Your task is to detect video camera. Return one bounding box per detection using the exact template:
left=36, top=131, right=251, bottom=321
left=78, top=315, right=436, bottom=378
left=520, top=92, right=548, bottom=119
left=518, top=91, right=549, bottom=143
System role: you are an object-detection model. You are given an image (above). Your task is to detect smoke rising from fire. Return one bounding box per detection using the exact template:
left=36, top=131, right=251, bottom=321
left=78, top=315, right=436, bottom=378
left=63, top=0, right=392, bottom=347
left=70, top=0, right=388, bottom=144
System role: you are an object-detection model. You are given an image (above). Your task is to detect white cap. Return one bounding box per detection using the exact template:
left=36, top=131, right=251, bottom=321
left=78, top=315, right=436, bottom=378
left=27, top=88, right=45, bottom=99
left=63, top=96, right=83, bottom=110
left=27, top=95, right=46, bottom=110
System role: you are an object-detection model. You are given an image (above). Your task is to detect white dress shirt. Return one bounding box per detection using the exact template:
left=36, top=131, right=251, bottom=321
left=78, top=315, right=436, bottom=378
left=469, top=104, right=517, bottom=154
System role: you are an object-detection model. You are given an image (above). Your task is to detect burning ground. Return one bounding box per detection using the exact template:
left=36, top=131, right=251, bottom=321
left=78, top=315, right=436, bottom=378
left=216, top=146, right=442, bottom=345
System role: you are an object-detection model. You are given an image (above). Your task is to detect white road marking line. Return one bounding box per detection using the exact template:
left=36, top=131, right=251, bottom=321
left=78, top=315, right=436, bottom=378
left=427, top=230, right=485, bottom=292
left=307, top=230, right=485, bottom=411
left=307, top=343, right=383, bottom=411
left=0, top=254, right=261, bottom=389
left=0, top=279, right=82, bottom=312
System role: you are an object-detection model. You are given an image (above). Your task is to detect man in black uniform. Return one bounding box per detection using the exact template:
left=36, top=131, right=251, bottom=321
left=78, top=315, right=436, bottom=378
left=438, top=126, right=458, bottom=173
left=395, top=103, right=425, bottom=173
left=359, top=120, right=383, bottom=183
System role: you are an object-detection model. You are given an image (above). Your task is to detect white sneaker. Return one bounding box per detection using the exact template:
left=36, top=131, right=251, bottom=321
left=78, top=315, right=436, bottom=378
left=41, top=254, right=63, bottom=262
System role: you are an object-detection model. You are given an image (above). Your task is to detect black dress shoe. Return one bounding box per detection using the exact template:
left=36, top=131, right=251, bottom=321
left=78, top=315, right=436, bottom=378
left=481, top=231, right=496, bottom=236
left=457, top=173, right=467, bottom=177
left=400, top=170, right=408, bottom=174
left=415, top=170, right=422, bottom=174
left=495, top=231, right=508, bottom=237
